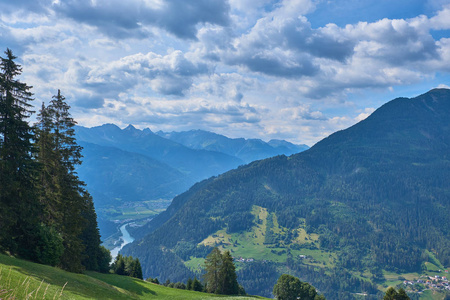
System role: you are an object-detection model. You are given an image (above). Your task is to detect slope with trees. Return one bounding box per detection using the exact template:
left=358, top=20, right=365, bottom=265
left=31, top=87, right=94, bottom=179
left=123, top=89, right=450, bottom=299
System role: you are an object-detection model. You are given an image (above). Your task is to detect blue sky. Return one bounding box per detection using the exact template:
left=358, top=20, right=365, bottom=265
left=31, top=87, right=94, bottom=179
left=1, top=0, right=449, bottom=145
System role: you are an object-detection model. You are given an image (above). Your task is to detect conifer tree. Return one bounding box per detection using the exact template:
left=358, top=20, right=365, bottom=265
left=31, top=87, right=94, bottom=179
left=0, top=48, right=40, bottom=259
left=36, top=89, right=105, bottom=272
left=220, top=250, right=239, bottom=295
left=133, top=258, right=143, bottom=280
left=204, top=247, right=223, bottom=293
left=192, top=277, right=203, bottom=292
left=187, top=277, right=193, bottom=290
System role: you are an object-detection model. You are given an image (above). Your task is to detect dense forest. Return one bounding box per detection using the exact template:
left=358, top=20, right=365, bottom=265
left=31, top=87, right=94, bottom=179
left=123, top=88, right=450, bottom=298
left=0, top=48, right=109, bottom=273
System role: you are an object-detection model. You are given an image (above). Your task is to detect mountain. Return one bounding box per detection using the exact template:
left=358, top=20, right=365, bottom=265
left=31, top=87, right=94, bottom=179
left=76, top=124, right=244, bottom=182
left=75, top=124, right=309, bottom=240
left=77, top=141, right=191, bottom=206
left=156, top=129, right=309, bottom=163
left=122, top=89, right=450, bottom=299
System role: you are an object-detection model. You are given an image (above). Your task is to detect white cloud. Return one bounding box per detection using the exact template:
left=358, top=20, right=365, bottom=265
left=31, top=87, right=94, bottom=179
left=2, top=0, right=450, bottom=146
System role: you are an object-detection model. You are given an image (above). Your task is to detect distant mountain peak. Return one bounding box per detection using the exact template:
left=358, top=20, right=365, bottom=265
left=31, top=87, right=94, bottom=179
left=124, top=124, right=137, bottom=131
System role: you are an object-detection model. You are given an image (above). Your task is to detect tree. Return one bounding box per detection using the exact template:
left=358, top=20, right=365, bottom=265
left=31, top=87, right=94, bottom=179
left=203, top=247, right=240, bottom=295
left=114, top=254, right=126, bottom=275
left=383, top=287, right=410, bottom=300
left=97, top=246, right=112, bottom=273
left=187, top=277, right=193, bottom=290
left=220, top=250, right=239, bottom=295
left=0, top=48, right=40, bottom=260
left=131, top=258, right=143, bottom=280
left=204, top=247, right=223, bottom=293
left=273, top=274, right=303, bottom=300
left=273, top=274, right=325, bottom=300
left=36, top=90, right=105, bottom=272
left=192, top=277, right=203, bottom=291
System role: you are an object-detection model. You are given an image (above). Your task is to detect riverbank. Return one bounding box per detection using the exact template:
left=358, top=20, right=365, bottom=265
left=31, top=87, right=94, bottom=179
left=110, top=223, right=135, bottom=260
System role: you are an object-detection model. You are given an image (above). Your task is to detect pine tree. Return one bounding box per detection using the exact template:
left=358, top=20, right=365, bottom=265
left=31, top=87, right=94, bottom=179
left=192, top=277, right=203, bottom=292
left=0, top=48, right=40, bottom=259
left=204, top=247, right=223, bottom=293
left=187, top=277, right=193, bottom=290
left=80, top=191, right=104, bottom=271
left=114, top=254, right=126, bottom=275
left=220, top=251, right=239, bottom=295
left=37, top=90, right=86, bottom=272
left=133, top=258, right=143, bottom=280
left=35, top=89, right=103, bottom=272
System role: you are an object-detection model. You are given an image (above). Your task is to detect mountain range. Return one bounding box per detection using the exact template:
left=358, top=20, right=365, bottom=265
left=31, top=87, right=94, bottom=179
left=74, top=124, right=308, bottom=238
left=122, top=89, right=450, bottom=299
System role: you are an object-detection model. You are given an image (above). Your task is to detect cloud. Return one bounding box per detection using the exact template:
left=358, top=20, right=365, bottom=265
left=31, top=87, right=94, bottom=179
left=73, top=93, right=105, bottom=109
left=84, top=50, right=210, bottom=96
left=52, top=0, right=230, bottom=39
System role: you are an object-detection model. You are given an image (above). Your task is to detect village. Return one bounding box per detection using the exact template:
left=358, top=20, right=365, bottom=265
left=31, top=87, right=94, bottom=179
left=401, top=270, right=450, bottom=294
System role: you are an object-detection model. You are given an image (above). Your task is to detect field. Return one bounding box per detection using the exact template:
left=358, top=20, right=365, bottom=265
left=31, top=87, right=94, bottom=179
left=193, top=205, right=337, bottom=269
left=0, top=254, right=267, bottom=300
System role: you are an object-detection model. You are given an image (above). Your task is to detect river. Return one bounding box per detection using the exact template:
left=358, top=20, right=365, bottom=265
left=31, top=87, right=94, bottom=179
left=110, top=223, right=134, bottom=261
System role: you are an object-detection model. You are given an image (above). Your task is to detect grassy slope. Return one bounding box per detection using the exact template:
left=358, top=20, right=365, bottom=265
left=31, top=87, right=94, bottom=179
left=191, top=205, right=336, bottom=270
left=0, top=254, right=266, bottom=300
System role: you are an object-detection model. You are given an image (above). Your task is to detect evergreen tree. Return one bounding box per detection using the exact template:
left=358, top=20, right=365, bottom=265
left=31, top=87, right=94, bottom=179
left=46, top=90, right=86, bottom=272
left=80, top=192, right=104, bottom=271
left=220, top=251, right=239, bottom=295
left=133, top=258, right=143, bottom=280
left=97, top=246, right=112, bottom=273
left=114, top=254, right=126, bottom=275
left=0, top=48, right=40, bottom=259
left=36, top=90, right=104, bottom=272
left=383, top=287, right=410, bottom=300
left=204, top=247, right=223, bottom=293
left=192, top=277, right=203, bottom=291
left=187, top=277, right=193, bottom=290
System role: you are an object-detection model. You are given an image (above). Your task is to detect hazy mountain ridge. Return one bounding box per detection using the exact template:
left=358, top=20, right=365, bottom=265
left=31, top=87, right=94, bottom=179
left=122, top=89, right=450, bottom=299
left=156, top=129, right=309, bottom=163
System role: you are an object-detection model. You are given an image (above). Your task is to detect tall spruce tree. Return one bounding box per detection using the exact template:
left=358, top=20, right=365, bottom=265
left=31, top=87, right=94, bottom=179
left=220, top=251, right=239, bottom=295
left=204, top=247, right=240, bottom=295
left=36, top=90, right=105, bottom=272
left=0, top=48, right=40, bottom=259
left=204, top=247, right=223, bottom=293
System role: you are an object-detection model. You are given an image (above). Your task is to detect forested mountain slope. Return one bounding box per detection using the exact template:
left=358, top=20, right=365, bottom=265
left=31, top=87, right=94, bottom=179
left=123, top=89, right=450, bottom=299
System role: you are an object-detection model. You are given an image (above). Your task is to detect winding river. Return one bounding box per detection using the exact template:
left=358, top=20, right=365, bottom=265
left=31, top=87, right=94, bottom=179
left=110, top=223, right=134, bottom=261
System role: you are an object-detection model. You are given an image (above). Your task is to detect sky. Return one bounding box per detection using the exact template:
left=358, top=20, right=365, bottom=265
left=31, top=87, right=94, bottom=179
left=1, top=0, right=450, bottom=146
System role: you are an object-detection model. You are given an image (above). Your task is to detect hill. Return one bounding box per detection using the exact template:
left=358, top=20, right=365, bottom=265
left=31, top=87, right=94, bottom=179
left=0, top=254, right=266, bottom=300
left=156, top=129, right=308, bottom=163
left=122, top=89, right=450, bottom=299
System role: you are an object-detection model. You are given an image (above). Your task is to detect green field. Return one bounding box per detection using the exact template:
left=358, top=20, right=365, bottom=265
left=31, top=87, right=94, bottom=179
left=193, top=205, right=336, bottom=268
left=0, top=254, right=267, bottom=300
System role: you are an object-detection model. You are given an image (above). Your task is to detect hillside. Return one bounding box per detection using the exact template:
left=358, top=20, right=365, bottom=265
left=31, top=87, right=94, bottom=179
left=0, top=254, right=266, bottom=300
left=123, top=89, right=450, bottom=299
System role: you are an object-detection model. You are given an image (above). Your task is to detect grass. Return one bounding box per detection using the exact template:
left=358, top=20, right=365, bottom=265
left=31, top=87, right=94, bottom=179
left=196, top=205, right=336, bottom=268
left=0, top=254, right=267, bottom=299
